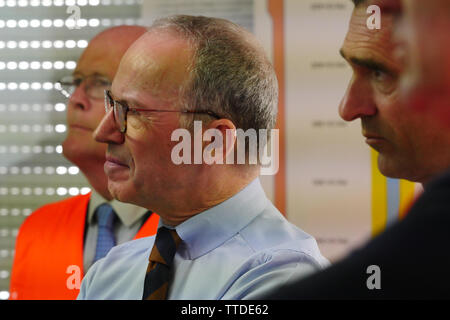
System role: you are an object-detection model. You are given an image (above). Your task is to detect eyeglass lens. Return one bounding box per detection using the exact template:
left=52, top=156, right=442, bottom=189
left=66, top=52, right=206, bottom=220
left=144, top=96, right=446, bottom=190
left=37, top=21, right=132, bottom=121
left=59, top=75, right=110, bottom=100
left=105, top=90, right=127, bottom=133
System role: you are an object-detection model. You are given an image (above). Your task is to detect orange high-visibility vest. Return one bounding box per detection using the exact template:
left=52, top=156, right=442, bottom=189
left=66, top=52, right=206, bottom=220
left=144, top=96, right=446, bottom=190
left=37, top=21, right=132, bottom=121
left=9, top=193, right=159, bottom=300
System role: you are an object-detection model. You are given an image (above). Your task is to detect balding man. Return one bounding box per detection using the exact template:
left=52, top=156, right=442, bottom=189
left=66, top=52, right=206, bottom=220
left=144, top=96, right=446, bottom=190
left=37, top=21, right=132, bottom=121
left=263, top=0, right=450, bottom=299
left=77, top=15, right=328, bottom=300
left=9, top=26, right=159, bottom=300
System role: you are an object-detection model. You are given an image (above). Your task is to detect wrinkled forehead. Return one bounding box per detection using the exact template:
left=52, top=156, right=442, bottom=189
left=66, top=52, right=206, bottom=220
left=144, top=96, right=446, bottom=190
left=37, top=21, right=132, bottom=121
left=112, top=30, right=193, bottom=103
left=342, top=1, right=400, bottom=70
left=346, top=1, right=398, bottom=42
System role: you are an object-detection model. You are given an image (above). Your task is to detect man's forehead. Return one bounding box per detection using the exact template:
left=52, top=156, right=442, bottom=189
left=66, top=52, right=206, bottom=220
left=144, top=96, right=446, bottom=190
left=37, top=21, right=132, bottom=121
left=344, top=7, right=395, bottom=49
left=115, top=49, right=163, bottom=91
left=359, top=0, right=402, bottom=11
left=75, top=40, right=121, bottom=78
left=112, top=31, right=192, bottom=105
left=129, top=30, right=191, bottom=59
left=75, top=27, right=147, bottom=78
left=341, top=2, right=400, bottom=72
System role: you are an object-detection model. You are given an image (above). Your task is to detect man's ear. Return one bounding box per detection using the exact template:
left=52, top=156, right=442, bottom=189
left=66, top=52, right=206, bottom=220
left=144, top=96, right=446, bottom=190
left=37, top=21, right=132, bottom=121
left=204, top=119, right=236, bottom=164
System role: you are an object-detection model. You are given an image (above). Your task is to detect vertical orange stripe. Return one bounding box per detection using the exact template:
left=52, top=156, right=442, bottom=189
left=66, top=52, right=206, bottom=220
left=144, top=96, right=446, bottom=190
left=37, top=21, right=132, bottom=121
left=371, top=150, right=387, bottom=236
left=268, top=0, right=286, bottom=215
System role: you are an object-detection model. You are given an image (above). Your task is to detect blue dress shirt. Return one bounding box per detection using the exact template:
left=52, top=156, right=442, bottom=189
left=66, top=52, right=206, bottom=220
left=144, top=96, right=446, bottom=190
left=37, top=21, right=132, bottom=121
left=77, top=178, right=329, bottom=300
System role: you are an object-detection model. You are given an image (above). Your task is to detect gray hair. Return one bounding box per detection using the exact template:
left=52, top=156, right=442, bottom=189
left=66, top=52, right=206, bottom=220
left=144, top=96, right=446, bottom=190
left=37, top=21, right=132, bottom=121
left=149, top=15, right=278, bottom=143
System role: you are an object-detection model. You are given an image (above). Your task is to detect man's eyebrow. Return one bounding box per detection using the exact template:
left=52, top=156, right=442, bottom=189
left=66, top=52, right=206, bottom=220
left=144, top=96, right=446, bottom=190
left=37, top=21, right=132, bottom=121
left=71, top=71, right=109, bottom=79
left=110, top=91, right=140, bottom=108
left=339, top=49, right=392, bottom=74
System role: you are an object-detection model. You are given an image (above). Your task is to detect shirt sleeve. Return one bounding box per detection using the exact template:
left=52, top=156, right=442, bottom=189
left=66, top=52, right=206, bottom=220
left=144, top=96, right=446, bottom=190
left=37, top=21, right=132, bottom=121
left=221, top=249, right=323, bottom=300
left=76, top=257, right=102, bottom=300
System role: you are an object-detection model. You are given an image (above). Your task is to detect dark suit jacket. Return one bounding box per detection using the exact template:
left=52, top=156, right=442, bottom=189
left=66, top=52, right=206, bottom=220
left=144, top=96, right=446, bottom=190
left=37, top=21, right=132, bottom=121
left=265, top=170, right=450, bottom=299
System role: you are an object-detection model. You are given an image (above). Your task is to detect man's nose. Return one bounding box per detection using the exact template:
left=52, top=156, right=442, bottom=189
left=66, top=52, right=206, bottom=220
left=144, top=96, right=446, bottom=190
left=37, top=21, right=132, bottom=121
left=94, top=109, right=125, bottom=145
left=339, top=75, right=377, bottom=121
left=68, top=82, right=90, bottom=111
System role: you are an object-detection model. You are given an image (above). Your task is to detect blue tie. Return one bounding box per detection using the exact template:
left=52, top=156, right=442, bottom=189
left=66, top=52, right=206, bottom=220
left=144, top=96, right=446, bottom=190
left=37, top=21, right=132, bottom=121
left=93, top=203, right=116, bottom=262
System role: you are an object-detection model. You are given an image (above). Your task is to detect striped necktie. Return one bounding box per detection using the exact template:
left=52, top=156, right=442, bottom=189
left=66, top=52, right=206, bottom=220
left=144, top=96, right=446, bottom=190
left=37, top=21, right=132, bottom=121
left=93, top=203, right=116, bottom=262
left=142, top=227, right=181, bottom=300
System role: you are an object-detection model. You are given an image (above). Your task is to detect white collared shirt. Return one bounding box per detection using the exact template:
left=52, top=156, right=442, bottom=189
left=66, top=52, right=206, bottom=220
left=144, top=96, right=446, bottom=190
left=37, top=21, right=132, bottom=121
left=83, top=190, right=150, bottom=273
left=78, top=179, right=329, bottom=299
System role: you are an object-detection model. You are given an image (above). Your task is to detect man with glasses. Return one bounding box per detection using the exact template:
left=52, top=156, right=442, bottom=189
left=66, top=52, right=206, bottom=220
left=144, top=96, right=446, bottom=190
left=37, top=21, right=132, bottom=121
left=77, top=15, right=328, bottom=300
left=9, top=26, right=159, bottom=300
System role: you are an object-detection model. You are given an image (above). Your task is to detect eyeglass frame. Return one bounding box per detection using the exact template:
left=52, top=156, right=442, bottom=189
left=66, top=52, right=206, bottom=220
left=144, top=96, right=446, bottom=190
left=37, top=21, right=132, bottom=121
left=104, top=89, right=223, bottom=133
left=56, top=74, right=112, bottom=100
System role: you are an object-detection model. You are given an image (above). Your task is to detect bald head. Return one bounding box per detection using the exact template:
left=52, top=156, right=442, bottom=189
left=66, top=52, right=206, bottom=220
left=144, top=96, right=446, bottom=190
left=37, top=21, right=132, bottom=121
left=75, top=25, right=147, bottom=81
left=62, top=25, right=147, bottom=200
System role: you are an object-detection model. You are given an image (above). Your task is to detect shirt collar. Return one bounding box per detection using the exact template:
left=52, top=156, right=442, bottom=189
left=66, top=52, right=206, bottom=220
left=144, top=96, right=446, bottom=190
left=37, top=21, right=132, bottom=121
left=160, top=178, right=268, bottom=260
left=88, top=189, right=149, bottom=228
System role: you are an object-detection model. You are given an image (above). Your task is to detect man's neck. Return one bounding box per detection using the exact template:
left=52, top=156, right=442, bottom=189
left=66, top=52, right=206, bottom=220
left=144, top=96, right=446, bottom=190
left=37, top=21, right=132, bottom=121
left=159, top=167, right=260, bottom=227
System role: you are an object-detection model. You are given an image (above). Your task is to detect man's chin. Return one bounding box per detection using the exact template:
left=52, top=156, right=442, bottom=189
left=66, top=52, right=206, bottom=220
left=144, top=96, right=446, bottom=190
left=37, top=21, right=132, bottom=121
left=108, top=181, right=135, bottom=204
left=377, top=154, right=416, bottom=181
left=62, top=144, right=87, bottom=166
left=62, top=139, right=106, bottom=165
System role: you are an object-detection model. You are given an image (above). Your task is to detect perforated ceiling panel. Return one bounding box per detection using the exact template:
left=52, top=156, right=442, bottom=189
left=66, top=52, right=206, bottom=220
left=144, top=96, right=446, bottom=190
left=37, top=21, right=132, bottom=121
left=0, top=0, right=142, bottom=299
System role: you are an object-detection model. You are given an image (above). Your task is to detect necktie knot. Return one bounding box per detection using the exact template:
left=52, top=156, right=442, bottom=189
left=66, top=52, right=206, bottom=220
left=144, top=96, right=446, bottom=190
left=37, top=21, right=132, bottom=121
left=143, top=227, right=182, bottom=300
left=96, top=203, right=115, bottom=229
left=149, top=227, right=181, bottom=267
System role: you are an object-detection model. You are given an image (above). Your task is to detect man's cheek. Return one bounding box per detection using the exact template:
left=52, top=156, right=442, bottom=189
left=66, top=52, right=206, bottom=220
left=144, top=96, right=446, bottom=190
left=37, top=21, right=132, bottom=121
left=125, top=117, right=149, bottom=141
left=403, top=84, right=432, bottom=116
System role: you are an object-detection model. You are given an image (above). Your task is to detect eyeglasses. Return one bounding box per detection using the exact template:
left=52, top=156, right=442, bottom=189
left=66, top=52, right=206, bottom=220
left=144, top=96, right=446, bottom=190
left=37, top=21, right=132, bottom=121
left=104, top=90, right=222, bottom=133
left=56, top=74, right=112, bottom=100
